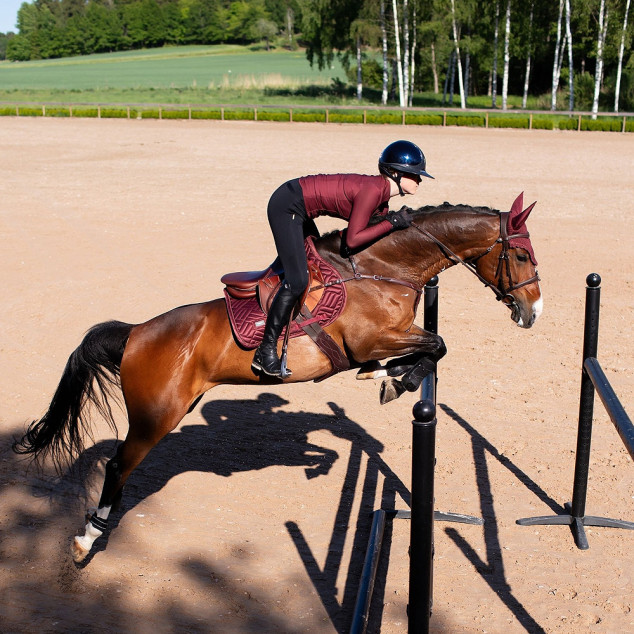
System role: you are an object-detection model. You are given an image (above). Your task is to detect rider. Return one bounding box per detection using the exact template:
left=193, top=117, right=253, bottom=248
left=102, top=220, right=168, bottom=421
left=251, top=139, right=434, bottom=379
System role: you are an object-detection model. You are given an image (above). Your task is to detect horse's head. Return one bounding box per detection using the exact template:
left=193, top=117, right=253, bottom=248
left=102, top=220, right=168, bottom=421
left=473, top=193, right=542, bottom=328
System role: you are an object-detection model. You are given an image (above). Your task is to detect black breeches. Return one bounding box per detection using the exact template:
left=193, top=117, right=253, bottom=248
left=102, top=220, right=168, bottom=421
left=267, top=179, right=316, bottom=299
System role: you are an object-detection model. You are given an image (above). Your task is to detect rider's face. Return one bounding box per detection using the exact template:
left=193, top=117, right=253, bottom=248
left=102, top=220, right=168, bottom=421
left=400, top=173, right=421, bottom=195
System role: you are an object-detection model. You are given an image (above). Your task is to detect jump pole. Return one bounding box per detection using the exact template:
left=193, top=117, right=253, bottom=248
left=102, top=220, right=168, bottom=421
left=350, top=277, right=482, bottom=634
left=517, top=273, right=634, bottom=548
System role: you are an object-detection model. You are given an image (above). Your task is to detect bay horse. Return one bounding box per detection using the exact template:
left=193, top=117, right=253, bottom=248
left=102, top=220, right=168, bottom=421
left=13, top=194, right=542, bottom=563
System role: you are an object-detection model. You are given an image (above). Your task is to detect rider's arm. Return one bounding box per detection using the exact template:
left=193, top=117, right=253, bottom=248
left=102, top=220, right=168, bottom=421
left=345, top=186, right=392, bottom=249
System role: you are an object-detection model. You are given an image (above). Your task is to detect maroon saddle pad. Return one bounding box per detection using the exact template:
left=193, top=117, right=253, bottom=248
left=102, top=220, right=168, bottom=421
left=223, top=237, right=347, bottom=350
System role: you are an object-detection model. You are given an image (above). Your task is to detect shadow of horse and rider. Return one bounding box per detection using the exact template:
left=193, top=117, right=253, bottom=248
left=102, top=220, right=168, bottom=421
left=48, top=392, right=548, bottom=632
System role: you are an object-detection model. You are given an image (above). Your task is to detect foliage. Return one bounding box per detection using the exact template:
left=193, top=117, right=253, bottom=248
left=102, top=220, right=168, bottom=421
left=99, top=107, right=130, bottom=118
left=445, top=114, right=485, bottom=127
left=43, top=106, right=70, bottom=117
left=531, top=118, right=554, bottom=130
left=291, top=111, right=326, bottom=122
left=0, top=99, right=631, bottom=132
left=488, top=116, right=529, bottom=129
left=191, top=109, right=223, bottom=119
left=160, top=108, right=191, bottom=118
left=71, top=107, right=100, bottom=118
left=345, top=57, right=383, bottom=89
left=257, top=109, right=290, bottom=121
left=4, top=0, right=304, bottom=61
left=17, top=106, right=43, bottom=116
left=3, top=0, right=633, bottom=114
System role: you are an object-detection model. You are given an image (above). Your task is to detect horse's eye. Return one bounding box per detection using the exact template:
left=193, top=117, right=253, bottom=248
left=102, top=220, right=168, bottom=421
left=516, top=253, right=529, bottom=263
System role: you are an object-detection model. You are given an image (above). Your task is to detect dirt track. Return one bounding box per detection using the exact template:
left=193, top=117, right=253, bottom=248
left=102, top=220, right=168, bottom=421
left=1, top=117, right=633, bottom=633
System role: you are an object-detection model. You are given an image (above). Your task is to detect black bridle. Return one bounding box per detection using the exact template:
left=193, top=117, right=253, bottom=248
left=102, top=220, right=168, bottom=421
left=412, top=211, right=540, bottom=306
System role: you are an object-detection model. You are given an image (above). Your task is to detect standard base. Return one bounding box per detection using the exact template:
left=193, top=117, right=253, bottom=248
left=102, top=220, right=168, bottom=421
left=517, top=502, right=634, bottom=550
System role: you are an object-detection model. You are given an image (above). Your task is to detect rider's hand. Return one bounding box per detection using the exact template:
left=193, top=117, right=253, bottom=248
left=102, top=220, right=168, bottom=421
left=385, top=208, right=413, bottom=230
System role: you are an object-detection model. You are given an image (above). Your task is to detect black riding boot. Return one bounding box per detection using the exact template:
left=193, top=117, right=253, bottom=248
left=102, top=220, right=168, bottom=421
left=252, top=284, right=298, bottom=377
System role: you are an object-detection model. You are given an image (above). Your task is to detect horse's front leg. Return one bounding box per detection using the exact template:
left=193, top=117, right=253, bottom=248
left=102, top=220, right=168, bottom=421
left=356, top=352, right=423, bottom=380
left=362, top=325, right=446, bottom=404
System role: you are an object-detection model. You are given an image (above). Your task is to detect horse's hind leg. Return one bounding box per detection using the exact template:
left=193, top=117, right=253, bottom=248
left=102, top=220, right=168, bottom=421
left=71, top=408, right=187, bottom=563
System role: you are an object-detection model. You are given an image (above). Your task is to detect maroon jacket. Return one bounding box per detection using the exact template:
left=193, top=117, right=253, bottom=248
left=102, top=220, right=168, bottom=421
left=299, top=174, right=392, bottom=249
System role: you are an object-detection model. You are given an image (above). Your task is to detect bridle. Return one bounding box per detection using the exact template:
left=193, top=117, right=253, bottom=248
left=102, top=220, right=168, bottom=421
left=411, top=211, right=540, bottom=307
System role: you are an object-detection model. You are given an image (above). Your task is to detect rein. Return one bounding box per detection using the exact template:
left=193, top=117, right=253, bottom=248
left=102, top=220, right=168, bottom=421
left=311, top=258, right=424, bottom=295
left=411, top=211, right=540, bottom=305
left=310, top=211, right=539, bottom=307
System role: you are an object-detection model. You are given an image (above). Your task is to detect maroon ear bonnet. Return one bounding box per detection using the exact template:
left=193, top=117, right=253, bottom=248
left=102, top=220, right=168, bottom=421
left=507, top=192, right=537, bottom=265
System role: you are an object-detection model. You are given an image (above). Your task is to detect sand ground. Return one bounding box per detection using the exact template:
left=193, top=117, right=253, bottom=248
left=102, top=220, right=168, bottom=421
left=0, top=117, right=633, bottom=633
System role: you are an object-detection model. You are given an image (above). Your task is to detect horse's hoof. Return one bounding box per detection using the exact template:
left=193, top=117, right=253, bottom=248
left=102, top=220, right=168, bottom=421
left=71, top=537, right=89, bottom=563
left=380, top=379, right=407, bottom=404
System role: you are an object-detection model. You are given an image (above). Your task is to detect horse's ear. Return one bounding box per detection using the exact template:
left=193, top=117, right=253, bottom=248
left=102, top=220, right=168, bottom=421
left=509, top=192, right=536, bottom=231
left=510, top=192, right=524, bottom=216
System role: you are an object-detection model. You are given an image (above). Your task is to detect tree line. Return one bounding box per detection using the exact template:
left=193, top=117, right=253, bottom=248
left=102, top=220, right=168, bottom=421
left=1, top=0, right=633, bottom=112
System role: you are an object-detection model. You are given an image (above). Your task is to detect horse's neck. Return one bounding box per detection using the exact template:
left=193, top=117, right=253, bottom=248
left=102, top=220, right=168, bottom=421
left=315, top=208, right=500, bottom=286
left=368, top=208, right=500, bottom=285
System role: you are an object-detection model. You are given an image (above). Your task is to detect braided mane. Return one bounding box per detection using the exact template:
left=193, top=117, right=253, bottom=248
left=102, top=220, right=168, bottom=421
left=411, top=202, right=498, bottom=217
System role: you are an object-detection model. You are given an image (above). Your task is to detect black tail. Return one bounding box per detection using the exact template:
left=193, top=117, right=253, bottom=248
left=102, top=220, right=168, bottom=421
left=13, top=320, right=134, bottom=473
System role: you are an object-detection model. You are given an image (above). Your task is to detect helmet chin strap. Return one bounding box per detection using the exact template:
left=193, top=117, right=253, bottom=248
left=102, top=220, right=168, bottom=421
left=390, top=171, right=406, bottom=196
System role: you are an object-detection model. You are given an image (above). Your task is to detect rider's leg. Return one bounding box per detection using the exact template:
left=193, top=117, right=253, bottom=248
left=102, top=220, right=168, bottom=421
left=252, top=180, right=309, bottom=377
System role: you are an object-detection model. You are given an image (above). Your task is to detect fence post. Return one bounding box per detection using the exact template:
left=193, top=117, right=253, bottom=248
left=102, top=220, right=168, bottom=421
left=569, top=273, right=601, bottom=528
left=409, top=399, right=436, bottom=634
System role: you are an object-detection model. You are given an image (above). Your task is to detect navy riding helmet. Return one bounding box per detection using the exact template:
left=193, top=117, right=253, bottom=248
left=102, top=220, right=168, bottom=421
left=379, top=140, right=434, bottom=194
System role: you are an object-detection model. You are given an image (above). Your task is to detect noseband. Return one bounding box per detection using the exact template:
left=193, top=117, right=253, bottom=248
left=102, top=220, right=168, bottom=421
left=413, top=211, right=540, bottom=305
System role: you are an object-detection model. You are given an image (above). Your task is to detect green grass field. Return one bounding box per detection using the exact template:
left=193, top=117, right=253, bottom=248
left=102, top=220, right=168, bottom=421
left=0, top=45, right=352, bottom=104
left=0, top=44, right=628, bottom=119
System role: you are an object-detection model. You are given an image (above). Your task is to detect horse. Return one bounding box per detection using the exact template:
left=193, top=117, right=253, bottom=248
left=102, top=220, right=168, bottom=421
left=13, top=193, right=542, bottom=563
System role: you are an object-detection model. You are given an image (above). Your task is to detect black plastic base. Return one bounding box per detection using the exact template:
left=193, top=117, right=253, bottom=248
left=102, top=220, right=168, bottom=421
left=516, top=502, right=634, bottom=550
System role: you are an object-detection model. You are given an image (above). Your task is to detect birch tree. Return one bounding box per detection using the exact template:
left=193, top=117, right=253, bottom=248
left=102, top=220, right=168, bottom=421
left=380, top=0, right=389, bottom=104
left=492, top=0, right=500, bottom=106
left=551, top=0, right=565, bottom=110
left=614, top=0, right=631, bottom=111
left=450, top=0, right=466, bottom=108
left=565, top=0, right=574, bottom=111
left=522, top=0, right=534, bottom=109
left=408, top=1, right=417, bottom=106
left=403, top=0, right=410, bottom=104
left=501, top=0, right=511, bottom=110
left=592, top=0, right=609, bottom=118
left=391, top=0, right=405, bottom=105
